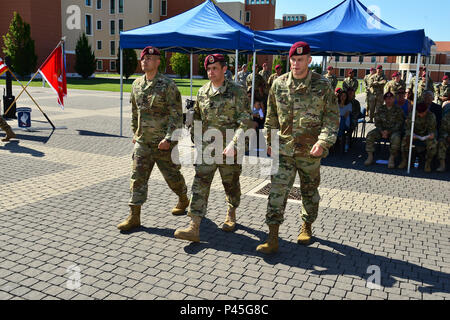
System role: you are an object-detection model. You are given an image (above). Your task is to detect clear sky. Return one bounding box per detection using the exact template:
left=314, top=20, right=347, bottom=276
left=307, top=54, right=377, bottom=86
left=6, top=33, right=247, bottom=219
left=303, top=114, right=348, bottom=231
left=218, top=0, right=449, bottom=41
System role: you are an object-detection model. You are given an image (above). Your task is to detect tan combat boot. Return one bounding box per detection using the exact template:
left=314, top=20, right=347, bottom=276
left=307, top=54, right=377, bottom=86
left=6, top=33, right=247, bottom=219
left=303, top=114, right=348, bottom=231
left=1, top=126, right=16, bottom=142
left=397, top=153, right=408, bottom=169
left=387, top=153, right=396, bottom=169
left=424, top=159, right=432, bottom=173
left=364, top=152, right=374, bottom=166
left=256, top=224, right=279, bottom=254
left=297, top=221, right=313, bottom=245
left=117, top=205, right=141, bottom=231
left=222, top=207, right=236, bottom=232
left=436, top=160, right=446, bottom=172
left=174, top=215, right=201, bottom=242
left=171, top=194, right=190, bottom=216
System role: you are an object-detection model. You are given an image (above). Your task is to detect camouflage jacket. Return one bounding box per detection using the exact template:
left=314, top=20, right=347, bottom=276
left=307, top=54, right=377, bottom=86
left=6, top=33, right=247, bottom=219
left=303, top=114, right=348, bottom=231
left=405, top=111, right=437, bottom=137
left=343, top=77, right=358, bottom=92
left=374, top=104, right=405, bottom=133
left=236, top=70, right=250, bottom=86
left=246, top=73, right=267, bottom=92
left=324, top=73, right=338, bottom=90
left=259, top=70, right=272, bottom=83
left=268, top=73, right=281, bottom=89
left=131, top=73, right=182, bottom=145
left=384, top=79, right=406, bottom=95
left=418, top=78, right=435, bottom=98
left=265, top=70, right=339, bottom=157
left=368, top=73, right=387, bottom=95
left=438, top=83, right=450, bottom=104
left=439, top=112, right=450, bottom=141
left=363, top=74, right=373, bottom=93
left=192, top=79, right=252, bottom=151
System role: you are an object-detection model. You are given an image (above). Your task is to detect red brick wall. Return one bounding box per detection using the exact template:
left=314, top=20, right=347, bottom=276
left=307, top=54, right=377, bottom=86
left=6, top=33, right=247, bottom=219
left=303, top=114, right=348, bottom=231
left=245, top=4, right=275, bottom=31
left=162, top=0, right=203, bottom=21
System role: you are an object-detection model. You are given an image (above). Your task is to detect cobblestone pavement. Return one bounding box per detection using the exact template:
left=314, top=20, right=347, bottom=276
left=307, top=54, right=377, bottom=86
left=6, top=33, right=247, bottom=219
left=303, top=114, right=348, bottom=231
left=0, top=86, right=449, bottom=300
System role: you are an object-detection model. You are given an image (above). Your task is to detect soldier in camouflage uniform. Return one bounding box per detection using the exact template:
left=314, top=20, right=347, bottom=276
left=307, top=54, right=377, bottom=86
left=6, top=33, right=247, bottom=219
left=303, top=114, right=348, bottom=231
left=174, top=54, right=252, bottom=242
left=417, top=72, right=435, bottom=103
left=267, top=64, right=283, bottom=89
left=0, top=116, right=16, bottom=142
left=117, top=46, right=189, bottom=232
left=324, top=66, right=338, bottom=90
left=259, top=62, right=272, bottom=83
left=364, top=68, right=376, bottom=120
left=247, top=72, right=268, bottom=96
left=343, top=70, right=358, bottom=93
left=256, top=42, right=339, bottom=254
left=236, top=64, right=250, bottom=87
left=367, top=65, right=387, bottom=122
left=398, top=102, right=437, bottom=172
left=384, top=71, right=406, bottom=96
left=437, top=75, right=450, bottom=106
left=364, top=92, right=405, bottom=168
left=437, top=112, right=450, bottom=172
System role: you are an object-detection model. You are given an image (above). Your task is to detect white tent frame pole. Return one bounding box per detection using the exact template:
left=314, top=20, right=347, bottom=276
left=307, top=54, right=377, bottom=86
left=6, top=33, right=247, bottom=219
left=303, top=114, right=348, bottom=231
left=235, top=49, right=239, bottom=82
left=407, top=53, right=421, bottom=174
left=190, top=51, right=193, bottom=99
left=251, top=51, right=256, bottom=108
left=120, top=47, right=123, bottom=137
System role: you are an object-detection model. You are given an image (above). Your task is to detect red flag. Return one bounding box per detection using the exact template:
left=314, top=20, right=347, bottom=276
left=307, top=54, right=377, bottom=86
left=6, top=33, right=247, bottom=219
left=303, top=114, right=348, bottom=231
left=39, top=44, right=67, bottom=108
left=0, top=57, right=8, bottom=76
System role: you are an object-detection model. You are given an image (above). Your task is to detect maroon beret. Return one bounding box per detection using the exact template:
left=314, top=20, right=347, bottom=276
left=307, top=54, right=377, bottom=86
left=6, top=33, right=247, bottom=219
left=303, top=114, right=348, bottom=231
left=289, top=41, right=310, bottom=58
left=348, top=70, right=354, bottom=75
left=275, top=64, right=282, bottom=70
left=327, top=66, right=333, bottom=71
left=335, top=87, right=342, bottom=94
left=204, top=54, right=225, bottom=69
left=392, top=72, right=400, bottom=77
left=370, top=67, right=376, bottom=71
left=140, top=46, right=160, bottom=60
left=377, top=65, right=383, bottom=69
left=417, top=102, right=428, bottom=113
left=443, top=75, right=449, bottom=81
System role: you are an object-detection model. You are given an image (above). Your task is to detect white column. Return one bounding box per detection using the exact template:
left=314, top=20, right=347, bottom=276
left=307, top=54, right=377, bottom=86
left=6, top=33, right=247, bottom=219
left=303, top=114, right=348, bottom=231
left=407, top=53, right=421, bottom=174
left=190, top=52, right=193, bottom=100
left=251, top=51, right=256, bottom=108
left=235, top=49, right=239, bottom=82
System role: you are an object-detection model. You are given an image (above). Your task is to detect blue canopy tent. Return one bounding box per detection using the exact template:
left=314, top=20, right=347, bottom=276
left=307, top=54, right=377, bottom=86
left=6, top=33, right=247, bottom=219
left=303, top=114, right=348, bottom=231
left=118, top=0, right=256, bottom=137
left=255, top=0, right=435, bottom=173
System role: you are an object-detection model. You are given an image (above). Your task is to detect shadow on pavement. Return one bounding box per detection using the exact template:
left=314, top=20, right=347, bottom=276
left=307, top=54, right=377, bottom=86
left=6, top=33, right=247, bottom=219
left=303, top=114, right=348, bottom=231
left=0, top=140, right=45, bottom=157
left=77, top=130, right=125, bottom=138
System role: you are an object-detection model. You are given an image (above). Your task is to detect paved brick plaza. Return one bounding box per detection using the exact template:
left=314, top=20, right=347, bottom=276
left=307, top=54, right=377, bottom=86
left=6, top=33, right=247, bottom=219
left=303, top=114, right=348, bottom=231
left=0, top=85, right=449, bottom=300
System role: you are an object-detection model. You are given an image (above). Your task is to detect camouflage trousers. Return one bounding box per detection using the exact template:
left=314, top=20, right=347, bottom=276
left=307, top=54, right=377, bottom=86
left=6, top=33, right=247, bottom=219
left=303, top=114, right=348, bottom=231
left=129, top=142, right=187, bottom=206
left=0, top=116, right=11, bottom=131
left=438, top=137, right=450, bottom=160
left=266, top=155, right=321, bottom=225
left=365, top=129, right=401, bottom=154
left=401, top=136, right=437, bottom=161
left=189, top=163, right=242, bottom=218
left=367, top=93, right=376, bottom=120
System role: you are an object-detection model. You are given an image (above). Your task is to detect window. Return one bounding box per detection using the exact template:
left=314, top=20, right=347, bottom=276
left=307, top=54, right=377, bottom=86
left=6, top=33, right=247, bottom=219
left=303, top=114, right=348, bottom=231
left=256, top=0, right=260, bottom=4
left=149, top=20, right=152, bottom=25
left=371, top=56, right=376, bottom=63
left=110, top=41, right=115, bottom=55
left=97, top=40, right=102, bottom=50
left=245, top=11, right=251, bottom=23
left=149, top=0, right=153, bottom=13
left=384, top=57, right=388, bottom=63
left=110, top=0, right=115, bottom=14
left=110, top=60, right=116, bottom=71
left=86, top=0, right=92, bottom=6
left=161, top=0, right=167, bottom=16
left=347, top=56, right=352, bottom=62
left=97, top=60, right=103, bottom=71
left=96, top=0, right=102, bottom=9
left=85, top=15, right=92, bottom=35
left=339, top=69, right=345, bottom=77
left=96, top=20, right=102, bottom=30
left=110, top=20, right=115, bottom=35
left=119, top=0, right=123, bottom=13
left=119, top=19, right=123, bottom=32
left=240, top=10, right=242, bottom=21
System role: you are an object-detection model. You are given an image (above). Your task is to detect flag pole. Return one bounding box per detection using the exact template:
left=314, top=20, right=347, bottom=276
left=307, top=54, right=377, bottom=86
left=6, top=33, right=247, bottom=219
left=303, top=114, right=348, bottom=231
left=8, top=70, right=55, bottom=129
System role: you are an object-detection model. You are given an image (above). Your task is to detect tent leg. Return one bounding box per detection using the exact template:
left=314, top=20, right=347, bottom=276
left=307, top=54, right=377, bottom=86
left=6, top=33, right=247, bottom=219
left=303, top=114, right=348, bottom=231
left=251, top=51, right=257, bottom=157
left=407, top=53, right=421, bottom=174
left=235, top=49, right=239, bottom=82
left=120, top=48, right=123, bottom=137
left=190, top=52, right=193, bottom=100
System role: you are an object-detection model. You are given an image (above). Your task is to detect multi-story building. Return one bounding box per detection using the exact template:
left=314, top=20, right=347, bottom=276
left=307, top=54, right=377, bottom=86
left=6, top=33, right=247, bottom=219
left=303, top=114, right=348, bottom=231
left=282, top=14, right=307, bottom=27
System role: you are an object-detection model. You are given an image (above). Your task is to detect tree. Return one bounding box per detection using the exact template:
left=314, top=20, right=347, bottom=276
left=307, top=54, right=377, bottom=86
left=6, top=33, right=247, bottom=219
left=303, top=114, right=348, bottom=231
left=198, top=54, right=208, bottom=79
left=170, top=52, right=189, bottom=78
left=116, top=48, right=137, bottom=79
left=158, top=50, right=167, bottom=74
left=2, top=12, right=37, bottom=78
left=74, top=33, right=96, bottom=79
left=272, top=56, right=287, bottom=73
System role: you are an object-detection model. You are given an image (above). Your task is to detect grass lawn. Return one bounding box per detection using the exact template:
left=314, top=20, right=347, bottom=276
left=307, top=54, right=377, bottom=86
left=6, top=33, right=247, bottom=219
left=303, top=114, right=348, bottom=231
left=0, top=76, right=209, bottom=97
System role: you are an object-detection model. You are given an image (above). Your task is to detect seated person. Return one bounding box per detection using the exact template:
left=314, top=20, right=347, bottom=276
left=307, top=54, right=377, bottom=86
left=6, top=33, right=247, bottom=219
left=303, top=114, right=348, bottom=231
left=337, top=90, right=352, bottom=152
left=423, top=90, right=442, bottom=136
left=398, top=102, right=437, bottom=172
left=364, top=92, right=405, bottom=168
left=437, top=111, right=450, bottom=172
left=395, top=88, right=411, bottom=117
left=346, top=88, right=363, bottom=134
